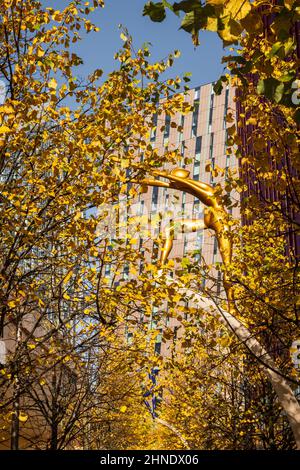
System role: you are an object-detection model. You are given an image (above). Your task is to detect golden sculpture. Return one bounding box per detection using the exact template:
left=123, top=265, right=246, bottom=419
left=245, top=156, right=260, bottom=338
left=138, top=167, right=234, bottom=308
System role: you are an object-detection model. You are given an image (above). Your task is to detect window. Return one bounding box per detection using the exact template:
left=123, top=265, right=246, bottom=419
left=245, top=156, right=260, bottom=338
left=126, top=168, right=132, bottom=194
left=150, top=114, right=157, bottom=142
left=193, top=136, right=202, bottom=180
left=127, top=331, right=133, bottom=344
left=165, top=192, right=169, bottom=209
left=123, top=262, right=129, bottom=280
left=193, top=200, right=202, bottom=218
left=150, top=306, right=159, bottom=330
left=210, top=157, right=215, bottom=184
left=217, top=271, right=222, bottom=295
left=223, top=87, right=229, bottom=129
left=180, top=140, right=185, bottom=166
left=138, top=200, right=144, bottom=216
left=208, top=92, right=214, bottom=130
left=209, top=133, right=214, bottom=160
left=183, top=236, right=188, bottom=255
left=191, top=99, right=199, bottom=138
left=224, top=87, right=229, bottom=111
left=104, top=264, right=111, bottom=277
left=213, top=236, right=218, bottom=256
left=178, top=114, right=184, bottom=142
left=154, top=340, right=162, bottom=355
left=225, top=155, right=230, bottom=180
left=180, top=141, right=185, bottom=156
left=164, top=114, right=171, bottom=144
left=193, top=164, right=200, bottom=180
left=151, top=186, right=159, bottom=211
left=195, top=135, right=202, bottom=154
left=194, top=230, right=203, bottom=262
left=194, top=86, right=200, bottom=100
left=224, top=128, right=228, bottom=153
left=181, top=192, right=186, bottom=217
left=197, top=231, right=203, bottom=248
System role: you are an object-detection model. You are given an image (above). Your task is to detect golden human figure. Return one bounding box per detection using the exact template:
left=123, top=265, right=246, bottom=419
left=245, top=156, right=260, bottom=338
left=137, top=167, right=234, bottom=307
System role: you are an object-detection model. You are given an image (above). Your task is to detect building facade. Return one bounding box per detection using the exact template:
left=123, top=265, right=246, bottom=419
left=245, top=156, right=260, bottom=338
left=133, top=82, right=238, bottom=356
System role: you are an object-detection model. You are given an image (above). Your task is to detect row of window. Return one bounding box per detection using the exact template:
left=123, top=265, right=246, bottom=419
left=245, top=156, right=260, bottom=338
left=151, top=85, right=230, bottom=145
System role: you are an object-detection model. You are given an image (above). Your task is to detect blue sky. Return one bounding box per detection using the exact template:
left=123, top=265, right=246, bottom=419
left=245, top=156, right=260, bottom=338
left=45, top=0, right=226, bottom=89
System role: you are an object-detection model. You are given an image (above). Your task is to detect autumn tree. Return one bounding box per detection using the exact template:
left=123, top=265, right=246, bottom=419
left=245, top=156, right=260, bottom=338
left=0, top=0, right=190, bottom=449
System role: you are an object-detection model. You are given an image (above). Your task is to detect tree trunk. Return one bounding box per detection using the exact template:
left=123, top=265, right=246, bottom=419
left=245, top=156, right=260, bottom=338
left=156, top=417, right=190, bottom=449
left=10, top=394, right=20, bottom=450
left=10, top=319, right=21, bottom=450
left=50, top=422, right=58, bottom=451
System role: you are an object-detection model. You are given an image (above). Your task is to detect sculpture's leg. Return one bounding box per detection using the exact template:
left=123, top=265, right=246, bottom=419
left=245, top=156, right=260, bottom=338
left=160, top=219, right=206, bottom=265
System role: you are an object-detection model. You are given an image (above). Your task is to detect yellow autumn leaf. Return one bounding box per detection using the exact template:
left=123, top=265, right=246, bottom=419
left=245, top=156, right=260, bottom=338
left=0, top=125, right=11, bottom=134
left=246, top=117, right=257, bottom=126
left=206, top=17, right=218, bottom=32
left=18, top=412, right=28, bottom=423
left=63, top=270, right=73, bottom=285
left=36, top=46, right=45, bottom=57
left=205, top=162, right=211, bottom=172
left=48, top=78, right=57, bottom=89
left=0, top=105, right=14, bottom=114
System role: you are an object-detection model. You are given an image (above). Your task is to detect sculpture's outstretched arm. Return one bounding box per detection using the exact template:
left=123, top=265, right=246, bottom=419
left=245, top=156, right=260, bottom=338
left=160, top=173, right=216, bottom=207
left=136, top=178, right=170, bottom=189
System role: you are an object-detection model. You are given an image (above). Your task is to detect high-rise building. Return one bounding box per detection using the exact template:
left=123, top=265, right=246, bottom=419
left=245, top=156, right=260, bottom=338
left=133, top=82, right=238, bottom=356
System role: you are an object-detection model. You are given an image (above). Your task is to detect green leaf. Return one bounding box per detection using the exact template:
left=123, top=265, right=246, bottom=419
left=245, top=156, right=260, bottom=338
left=213, top=75, right=227, bottom=95
left=173, top=0, right=202, bottom=13
left=180, top=10, right=206, bottom=33
left=269, top=41, right=284, bottom=58
left=143, top=2, right=166, bottom=22
left=162, top=0, right=179, bottom=15
left=277, top=72, right=295, bottom=83
left=183, top=71, right=192, bottom=82
left=222, top=55, right=246, bottom=65
left=257, top=78, right=285, bottom=103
